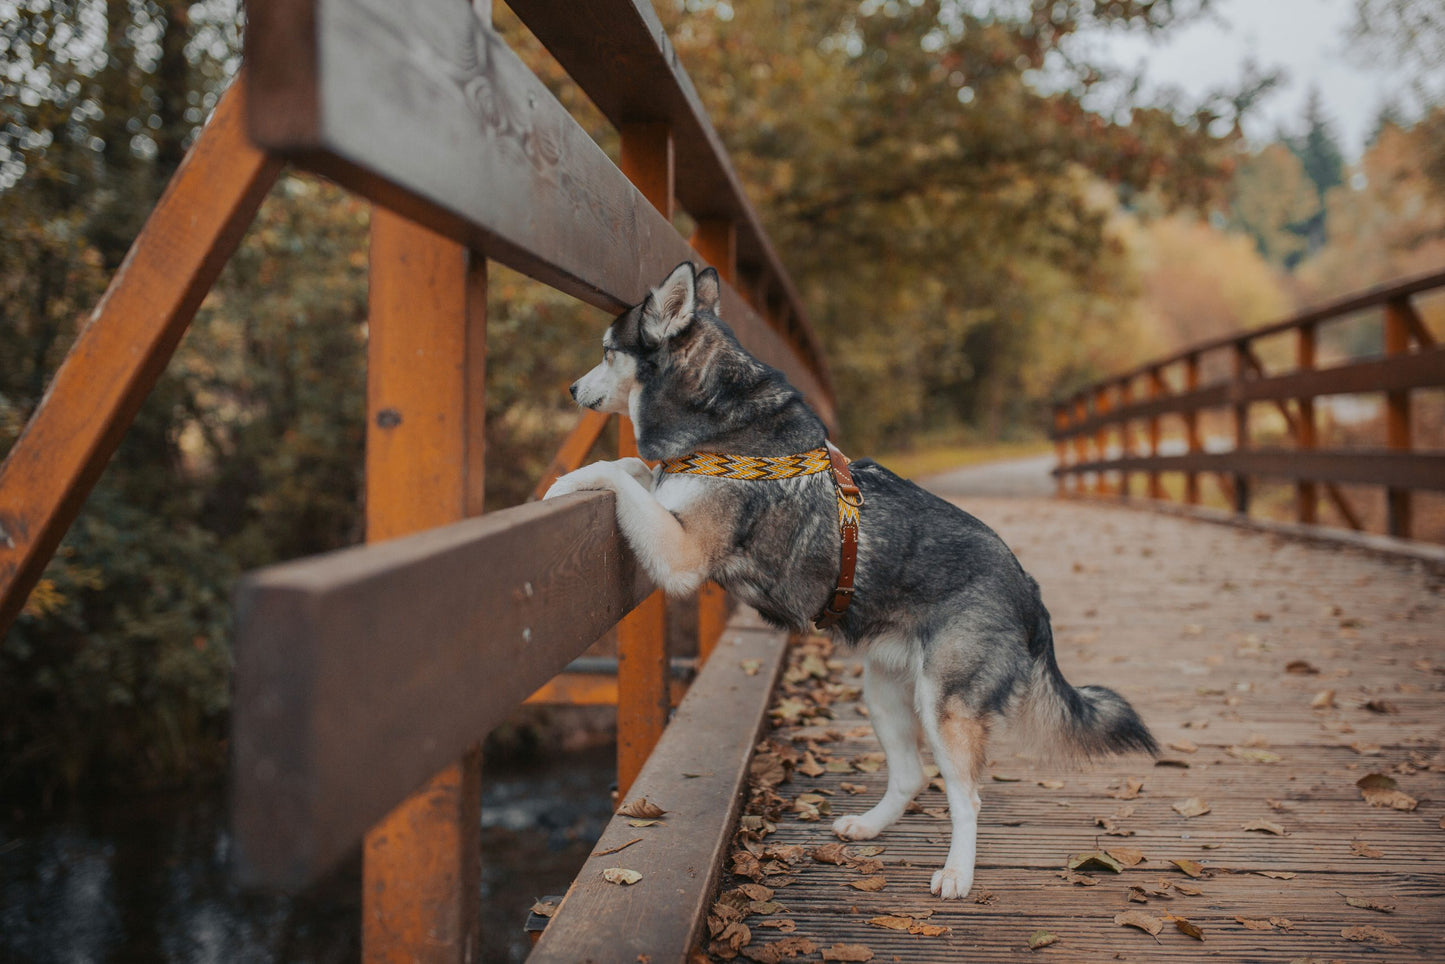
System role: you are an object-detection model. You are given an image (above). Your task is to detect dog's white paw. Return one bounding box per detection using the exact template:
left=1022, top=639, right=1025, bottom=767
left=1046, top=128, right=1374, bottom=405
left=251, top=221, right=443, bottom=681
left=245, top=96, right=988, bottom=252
left=832, top=814, right=883, bottom=841
left=617, top=456, right=654, bottom=488
left=930, top=867, right=973, bottom=900
left=544, top=463, right=614, bottom=501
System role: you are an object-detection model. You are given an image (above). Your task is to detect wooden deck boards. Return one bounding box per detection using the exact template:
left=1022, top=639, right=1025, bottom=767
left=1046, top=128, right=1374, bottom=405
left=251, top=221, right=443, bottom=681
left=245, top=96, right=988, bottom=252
left=700, top=497, right=1443, bottom=962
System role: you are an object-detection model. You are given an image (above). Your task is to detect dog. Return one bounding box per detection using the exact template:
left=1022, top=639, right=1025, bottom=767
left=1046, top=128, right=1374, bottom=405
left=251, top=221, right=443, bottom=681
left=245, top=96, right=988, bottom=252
left=545, top=261, right=1157, bottom=899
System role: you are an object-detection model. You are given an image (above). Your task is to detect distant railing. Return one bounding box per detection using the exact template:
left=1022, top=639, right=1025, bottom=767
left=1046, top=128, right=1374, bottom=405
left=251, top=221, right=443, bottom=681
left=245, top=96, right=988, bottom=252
left=0, top=0, right=833, bottom=959
left=1051, top=269, right=1445, bottom=540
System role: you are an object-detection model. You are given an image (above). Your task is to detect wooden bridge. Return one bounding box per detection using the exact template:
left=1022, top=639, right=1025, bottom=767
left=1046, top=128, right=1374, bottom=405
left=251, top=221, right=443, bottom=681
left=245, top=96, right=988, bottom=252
left=0, top=0, right=1441, bottom=961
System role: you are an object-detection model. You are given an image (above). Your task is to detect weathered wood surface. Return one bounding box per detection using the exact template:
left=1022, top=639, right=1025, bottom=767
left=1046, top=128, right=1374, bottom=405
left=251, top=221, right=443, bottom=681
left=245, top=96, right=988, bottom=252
left=698, top=496, right=1443, bottom=962
left=530, top=607, right=791, bottom=964
left=0, top=77, right=280, bottom=634
left=229, top=492, right=651, bottom=888
left=243, top=0, right=832, bottom=418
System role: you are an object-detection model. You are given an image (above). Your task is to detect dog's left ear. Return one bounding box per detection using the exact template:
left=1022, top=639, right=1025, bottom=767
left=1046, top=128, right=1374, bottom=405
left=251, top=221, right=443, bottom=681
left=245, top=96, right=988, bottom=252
left=643, top=261, right=697, bottom=345
left=696, top=266, right=721, bottom=315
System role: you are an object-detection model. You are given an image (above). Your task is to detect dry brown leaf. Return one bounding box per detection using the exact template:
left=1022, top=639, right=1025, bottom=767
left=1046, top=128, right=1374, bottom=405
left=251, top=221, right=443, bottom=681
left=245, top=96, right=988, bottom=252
left=740, top=935, right=816, bottom=963
left=1350, top=840, right=1383, bottom=858
left=1226, top=746, right=1282, bottom=764
left=1168, top=739, right=1198, bottom=754
left=820, top=944, right=874, bottom=962
left=1027, top=930, right=1060, bottom=950
left=1310, top=689, right=1336, bottom=709
left=732, top=852, right=764, bottom=881
left=747, top=900, right=787, bottom=917
left=1106, top=847, right=1146, bottom=867
left=1170, top=858, right=1205, bottom=878
left=757, top=919, right=796, bottom=933
left=1127, top=885, right=1149, bottom=903
left=763, top=844, right=807, bottom=865
left=616, top=798, right=666, bottom=819
left=991, top=773, right=1022, bottom=782
left=530, top=899, right=559, bottom=918
left=866, top=916, right=914, bottom=932
left=839, top=782, right=868, bottom=795
left=1067, top=851, right=1124, bottom=873
left=848, top=876, right=887, bottom=892
left=740, top=659, right=762, bottom=676
left=850, top=845, right=886, bottom=858
left=1356, top=772, right=1398, bottom=790
left=1094, top=816, right=1135, bottom=837
left=1360, top=787, right=1418, bottom=811
left=1038, top=779, right=1065, bottom=789
left=1174, top=882, right=1204, bottom=896
left=1058, top=871, right=1099, bottom=886
left=1111, top=777, right=1145, bottom=800
left=796, top=752, right=826, bottom=778
left=602, top=867, right=642, bottom=885
left=628, top=819, right=661, bottom=828
left=911, top=923, right=948, bottom=937
left=709, top=921, right=752, bottom=959
left=1172, top=797, right=1211, bottom=818
left=1233, top=917, right=1273, bottom=931
left=1363, top=699, right=1399, bottom=714
left=1341, top=925, right=1401, bottom=945
left=737, top=883, right=775, bottom=902
left=1284, top=659, right=1318, bottom=674
left=1344, top=895, right=1397, bottom=913
left=1351, top=741, right=1383, bottom=755
left=810, top=842, right=851, bottom=865
left=825, top=759, right=856, bottom=774
left=1114, top=910, right=1164, bottom=936
left=1169, top=915, right=1205, bottom=941
left=1256, top=871, right=1296, bottom=879
left=1240, top=819, right=1288, bottom=836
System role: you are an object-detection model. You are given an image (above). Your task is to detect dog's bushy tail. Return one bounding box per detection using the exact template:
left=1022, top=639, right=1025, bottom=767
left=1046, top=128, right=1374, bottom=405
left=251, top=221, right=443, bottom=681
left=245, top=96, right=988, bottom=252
left=1017, top=608, right=1158, bottom=761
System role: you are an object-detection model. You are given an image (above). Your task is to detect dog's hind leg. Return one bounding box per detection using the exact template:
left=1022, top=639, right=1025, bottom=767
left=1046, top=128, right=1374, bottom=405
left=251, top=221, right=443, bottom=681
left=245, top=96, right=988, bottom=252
left=832, top=658, right=926, bottom=841
left=917, top=675, right=988, bottom=899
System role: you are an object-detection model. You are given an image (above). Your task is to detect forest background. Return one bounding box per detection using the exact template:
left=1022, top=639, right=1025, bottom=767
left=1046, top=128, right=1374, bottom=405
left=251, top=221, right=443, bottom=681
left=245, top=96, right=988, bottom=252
left=1, top=0, right=1442, bottom=799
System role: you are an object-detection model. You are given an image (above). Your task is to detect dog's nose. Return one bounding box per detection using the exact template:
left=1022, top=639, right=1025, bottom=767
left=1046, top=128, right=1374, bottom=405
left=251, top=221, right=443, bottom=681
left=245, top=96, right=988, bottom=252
left=568, top=383, right=579, bottom=401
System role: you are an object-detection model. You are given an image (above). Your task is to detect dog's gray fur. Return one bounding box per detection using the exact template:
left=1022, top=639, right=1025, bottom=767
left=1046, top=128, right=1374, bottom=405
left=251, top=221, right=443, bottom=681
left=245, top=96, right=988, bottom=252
left=547, top=262, right=1156, bottom=898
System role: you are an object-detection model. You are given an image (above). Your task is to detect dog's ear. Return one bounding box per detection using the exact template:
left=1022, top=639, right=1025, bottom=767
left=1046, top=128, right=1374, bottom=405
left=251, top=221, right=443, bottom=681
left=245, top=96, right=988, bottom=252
left=695, top=266, right=721, bottom=315
left=643, top=261, right=697, bottom=345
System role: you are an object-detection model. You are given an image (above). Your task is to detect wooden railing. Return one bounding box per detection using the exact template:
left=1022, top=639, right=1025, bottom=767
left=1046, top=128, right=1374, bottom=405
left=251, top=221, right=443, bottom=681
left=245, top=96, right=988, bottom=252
left=1052, top=269, right=1445, bottom=540
left=0, top=0, right=833, bottom=959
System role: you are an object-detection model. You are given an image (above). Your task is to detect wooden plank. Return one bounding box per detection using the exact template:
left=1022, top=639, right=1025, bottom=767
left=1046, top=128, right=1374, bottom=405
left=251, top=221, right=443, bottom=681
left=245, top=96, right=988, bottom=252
left=503, top=0, right=831, bottom=392
left=1184, top=355, right=1201, bottom=506
left=242, top=0, right=831, bottom=418
left=1051, top=346, right=1445, bottom=441
left=528, top=609, right=790, bottom=964
left=1232, top=344, right=1250, bottom=514
left=1296, top=324, right=1318, bottom=524
left=524, top=669, right=688, bottom=707
left=1054, top=450, right=1445, bottom=492
left=361, top=210, right=486, bottom=963
left=1384, top=300, right=1413, bottom=538
left=229, top=492, right=653, bottom=889
left=0, top=76, right=281, bottom=635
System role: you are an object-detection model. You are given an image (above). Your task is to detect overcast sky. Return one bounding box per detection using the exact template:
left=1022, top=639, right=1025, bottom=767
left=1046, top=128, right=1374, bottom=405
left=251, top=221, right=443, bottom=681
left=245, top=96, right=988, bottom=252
left=1091, top=0, right=1414, bottom=160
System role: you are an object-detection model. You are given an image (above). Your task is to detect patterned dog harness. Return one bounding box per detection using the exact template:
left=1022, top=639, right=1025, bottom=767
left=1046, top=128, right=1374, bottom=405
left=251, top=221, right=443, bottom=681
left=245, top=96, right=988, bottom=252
left=660, top=442, right=862, bottom=631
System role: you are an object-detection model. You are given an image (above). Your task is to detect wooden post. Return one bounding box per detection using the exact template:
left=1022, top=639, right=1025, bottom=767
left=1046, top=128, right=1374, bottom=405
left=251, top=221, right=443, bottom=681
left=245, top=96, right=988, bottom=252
left=0, top=76, right=280, bottom=635
left=1072, top=397, right=1089, bottom=496
left=1092, top=385, right=1111, bottom=496
left=1296, top=324, right=1318, bottom=524
left=616, top=121, right=674, bottom=799
left=1053, top=404, right=1068, bottom=498
left=1183, top=355, right=1201, bottom=506
left=1232, top=343, right=1250, bottom=516
left=689, top=219, right=738, bottom=665
left=1384, top=298, right=1413, bottom=538
left=1147, top=368, right=1164, bottom=500
left=1117, top=378, right=1133, bottom=499
left=362, top=209, right=487, bottom=964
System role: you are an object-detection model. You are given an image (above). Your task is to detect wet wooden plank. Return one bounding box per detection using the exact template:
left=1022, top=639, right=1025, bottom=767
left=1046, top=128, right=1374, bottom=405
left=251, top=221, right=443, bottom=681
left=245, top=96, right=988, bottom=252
left=0, top=76, right=281, bottom=634
left=243, top=0, right=830, bottom=414
left=229, top=492, right=651, bottom=888
left=529, top=608, right=790, bottom=964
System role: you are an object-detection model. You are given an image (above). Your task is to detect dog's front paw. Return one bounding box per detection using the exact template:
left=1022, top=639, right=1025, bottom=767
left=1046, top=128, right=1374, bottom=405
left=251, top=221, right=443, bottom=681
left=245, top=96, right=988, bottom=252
left=930, top=866, right=973, bottom=900
left=832, top=814, right=884, bottom=841
left=617, top=456, right=654, bottom=489
left=544, top=463, right=615, bottom=501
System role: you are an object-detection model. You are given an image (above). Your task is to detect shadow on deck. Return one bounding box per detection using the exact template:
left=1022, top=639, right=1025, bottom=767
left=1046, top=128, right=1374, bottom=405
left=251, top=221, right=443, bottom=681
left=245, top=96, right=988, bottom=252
left=540, top=492, right=1443, bottom=962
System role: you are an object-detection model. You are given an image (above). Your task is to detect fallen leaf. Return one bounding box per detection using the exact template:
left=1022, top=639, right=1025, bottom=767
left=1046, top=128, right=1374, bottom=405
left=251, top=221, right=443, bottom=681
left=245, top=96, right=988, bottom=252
left=1111, top=777, right=1145, bottom=800
left=1169, top=915, right=1205, bottom=941
left=1094, top=816, right=1135, bottom=837
left=1067, top=851, right=1124, bottom=873
left=848, top=876, right=887, bottom=892
left=810, top=842, right=851, bottom=865
left=741, top=659, right=762, bottom=676
left=1038, top=779, right=1065, bottom=789
left=1174, top=882, right=1204, bottom=896
left=1127, top=885, right=1149, bottom=903
left=1114, top=910, right=1163, bottom=936
left=1343, top=895, right=1396, bottom=913
left=1350, top=741, right=1383, bottom=755
left=839, top=782, right=868, bottom=794
left=1284, top=659, right=1318, bottom=674
left=763, top=844, right=807, bottom=865
left=1172, top=798, right=1211, bottom=818
left=866, top=916, right=913, bottom=932
left=796, top=753, right=826, bottom=778
left=593, top=837, right=644, bottom=857
left=1310, top=689, right=1335, bottom=709
left=1027, top=930, right=1059, bottom=949
left=880, top=909, right=932, bottom=919
left=1240, top=819, right=1288, bottom=836
left=747, top=900, right=787, bottom=916
left=1360, top=787, right=1418, bottom=811
left=1106, top=847, right=1146, bottom=867
left=530, top=899, right=559, bottom=918
left=617, top=798, right=666, bottom=819
left=732, top=852, right=764, bottom=881
left=1233, top=917, right=1273, bottom=931
left=602, top=867, right=642, bottom=885
left=1355, top=773, right=1398, bottom=790
left=1226, top=746, right=1282, bottom=764
left=1256, top=871, right=1296, bottom=880
left=820, top=944, right=874, bottom=962
left=991, top=773, right=1022, bottom=782
left=1171, top=859, right=1205, bottom=878
left=740, top=936, right=816, bottom=963
left=910, top=923, right=948, bottom=937
left=1341, top=925, right=1401, bottom=945
left=737, top=883, right=775, bottom=902
left=628, top=819, right=661, bottom=828
left=1168, top=739, right=1198, bottom=754
left=1363, top=699, right=1399, bottom=714
left=1350, top=840, right=1383, bottom=858
left=1058, top=871, right=1099, bottom=886
left=709, top=921, right=752, bottom=958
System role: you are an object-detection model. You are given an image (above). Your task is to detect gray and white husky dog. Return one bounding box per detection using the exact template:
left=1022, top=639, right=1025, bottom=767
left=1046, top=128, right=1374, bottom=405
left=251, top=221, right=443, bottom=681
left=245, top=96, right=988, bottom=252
left=546, top=262, right=1157, bottom=899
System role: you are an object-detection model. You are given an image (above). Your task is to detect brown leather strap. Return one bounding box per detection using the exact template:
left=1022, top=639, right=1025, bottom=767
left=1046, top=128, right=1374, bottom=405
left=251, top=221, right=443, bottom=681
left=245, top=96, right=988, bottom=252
left=814, top=441, right=861, bottom=631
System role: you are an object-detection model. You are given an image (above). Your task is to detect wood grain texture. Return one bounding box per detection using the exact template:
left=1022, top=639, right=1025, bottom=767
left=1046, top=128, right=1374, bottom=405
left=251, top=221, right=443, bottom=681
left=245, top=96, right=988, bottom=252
left=243, top=0, right=832, bottom=417
left=0, top=76, right=280, bottom=634
left=229, top=493, right=652, bottom=888
left=529, top=608, right=790, bottom=964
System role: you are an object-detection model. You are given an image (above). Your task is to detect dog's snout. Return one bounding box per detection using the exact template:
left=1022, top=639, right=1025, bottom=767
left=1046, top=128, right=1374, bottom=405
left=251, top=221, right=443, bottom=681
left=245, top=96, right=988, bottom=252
left=568, top=382, right=579, bottom=401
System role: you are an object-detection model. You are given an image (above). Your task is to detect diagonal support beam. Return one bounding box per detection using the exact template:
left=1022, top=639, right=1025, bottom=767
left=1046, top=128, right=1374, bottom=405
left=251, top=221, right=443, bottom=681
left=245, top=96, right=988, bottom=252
left=0, top=75, right=281, bottom=635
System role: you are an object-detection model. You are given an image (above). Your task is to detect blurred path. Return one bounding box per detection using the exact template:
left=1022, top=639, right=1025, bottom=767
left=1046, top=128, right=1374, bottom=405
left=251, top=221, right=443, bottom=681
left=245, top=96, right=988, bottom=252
left=917, top=453, right=1055, bottom=498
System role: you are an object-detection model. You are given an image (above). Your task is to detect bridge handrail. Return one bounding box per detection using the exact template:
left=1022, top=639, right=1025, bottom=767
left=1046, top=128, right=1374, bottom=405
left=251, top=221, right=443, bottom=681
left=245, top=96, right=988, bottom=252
left=1051, top=267, right=1445, bottom=539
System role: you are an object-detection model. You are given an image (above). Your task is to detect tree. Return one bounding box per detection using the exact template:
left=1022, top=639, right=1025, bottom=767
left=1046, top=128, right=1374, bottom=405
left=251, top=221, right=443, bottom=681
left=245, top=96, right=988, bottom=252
left=1227, top=143, right=1319, bottom=269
